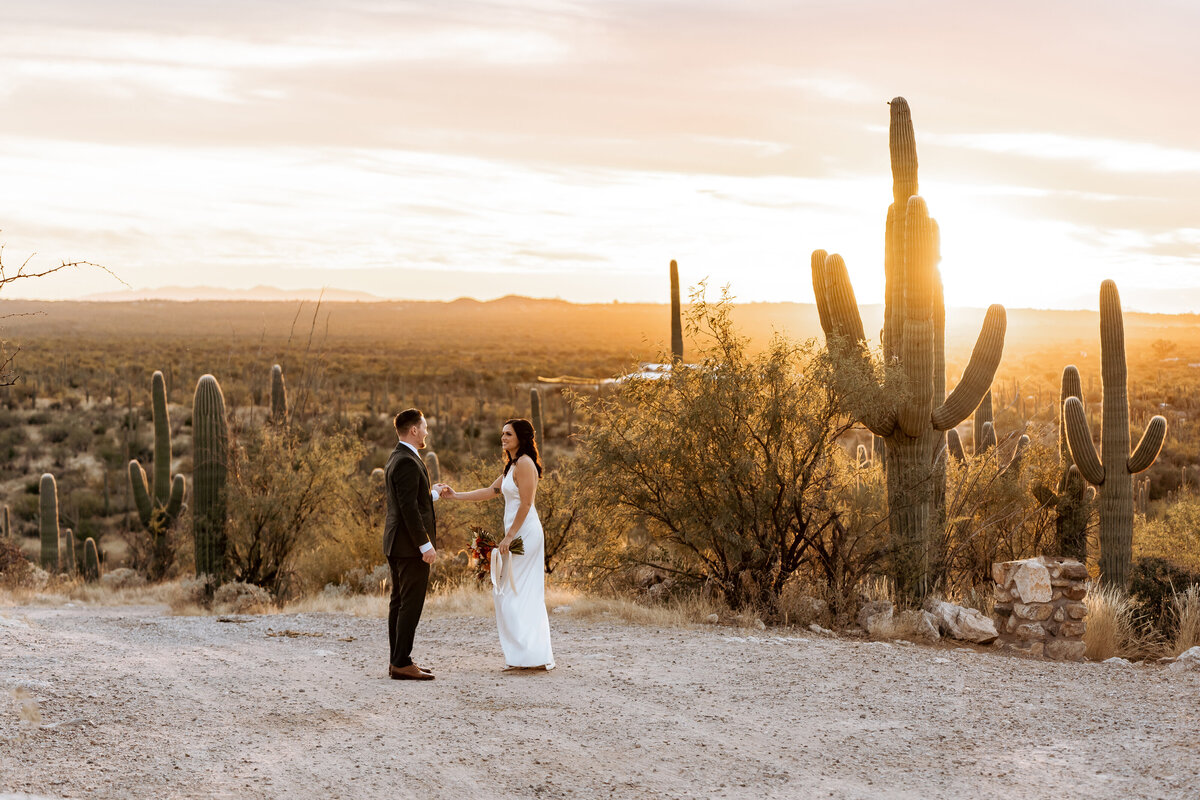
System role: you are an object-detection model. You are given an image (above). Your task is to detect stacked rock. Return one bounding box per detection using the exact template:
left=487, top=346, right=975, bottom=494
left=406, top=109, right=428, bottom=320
left=992, top=556, right=1089, bottom=660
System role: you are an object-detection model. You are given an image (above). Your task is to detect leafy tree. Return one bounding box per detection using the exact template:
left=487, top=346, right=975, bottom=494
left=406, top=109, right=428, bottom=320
left=576, top=290, right=866, bottom=613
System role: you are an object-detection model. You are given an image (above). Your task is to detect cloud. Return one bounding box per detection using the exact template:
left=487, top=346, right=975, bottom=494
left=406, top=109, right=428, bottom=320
left=924, top=130, right=1200, bottom=174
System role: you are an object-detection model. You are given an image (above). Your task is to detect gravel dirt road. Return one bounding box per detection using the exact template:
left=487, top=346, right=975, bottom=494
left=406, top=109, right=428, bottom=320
left=2, top=604, right=1198, bottom=799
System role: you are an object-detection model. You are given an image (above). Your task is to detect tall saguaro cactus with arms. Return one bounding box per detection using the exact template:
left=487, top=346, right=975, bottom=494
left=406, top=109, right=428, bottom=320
left=811, top=97, right=1007, bottom=598
left=1064, top=280, right=1167, bottom=588
left=129, top=370, right=186, bottom=579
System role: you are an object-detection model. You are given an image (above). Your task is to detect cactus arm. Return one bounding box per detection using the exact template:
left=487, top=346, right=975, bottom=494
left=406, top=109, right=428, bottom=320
left=1059, top=366, right=1082, bottom=464
left=129, top=460, right=153, bottom=528
left=897, top=197, right=935, bottom=438
left=1063, top=397, right=1105, bottom=485
left=820, top=254, right=867, bottom=343
left=883, top=204, right=901, bottom=361
left=810, top=250, right=832, bottom=336
left=930, top=305, right=1006, bottom=431
left=818, top=253, right=896, bottom=437
left=1128, top=416, right=1168, bottom=474
left=166, top=473, right=186, bottom=522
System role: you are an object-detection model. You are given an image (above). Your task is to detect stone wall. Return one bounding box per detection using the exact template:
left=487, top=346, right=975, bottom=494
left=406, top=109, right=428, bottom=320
left=992, top=556, right=1088, bottom=661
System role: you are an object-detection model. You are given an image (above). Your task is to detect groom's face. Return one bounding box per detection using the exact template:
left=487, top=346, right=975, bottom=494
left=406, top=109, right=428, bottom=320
left=415, top=416, right=429, bottom=449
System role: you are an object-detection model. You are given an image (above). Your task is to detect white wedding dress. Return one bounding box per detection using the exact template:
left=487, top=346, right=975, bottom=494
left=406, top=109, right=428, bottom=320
left=493, top=467, right=555, bottom=669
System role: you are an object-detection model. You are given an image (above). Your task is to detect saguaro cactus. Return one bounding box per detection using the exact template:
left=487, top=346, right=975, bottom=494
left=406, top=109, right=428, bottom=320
left=270, top=364, right=288, bottom=424
left=39, top=473, right=60, bottom=571
left=947, top=390, right=1028, bottom=475
left=811, top=97, right=1007, bottom=598
left=973, top=391, right=997, bottom=456
left=423, top=451, right=441, bottom=483
left=83, top=537, right=100, bottom=582
left=1033, top=366, right=1092, bottom=561
left=2, top=504, right=9, bottom=540
left=129, top=370, right=186, bottom=578
left=62, top=528, right=76, bottom=575
left=193, top=374, right=230, bottom=582
left=669, top=259, right=684, bottom=363
left=1064, top=280, right=1167, bottom=588
left=530, top=388, right=544, bottom=447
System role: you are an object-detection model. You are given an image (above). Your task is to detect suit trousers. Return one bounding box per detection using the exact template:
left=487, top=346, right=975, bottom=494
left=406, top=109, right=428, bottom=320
left=388, top=554, right=431, bottom=668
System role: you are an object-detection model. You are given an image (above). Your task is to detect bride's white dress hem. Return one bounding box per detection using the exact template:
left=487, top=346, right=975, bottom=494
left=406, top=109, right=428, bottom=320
left=493, top=467, right=555, bottom=670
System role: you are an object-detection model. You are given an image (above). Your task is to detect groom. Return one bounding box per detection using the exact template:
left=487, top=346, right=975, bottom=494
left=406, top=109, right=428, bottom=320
left=384, top=408, right=444, bottom=681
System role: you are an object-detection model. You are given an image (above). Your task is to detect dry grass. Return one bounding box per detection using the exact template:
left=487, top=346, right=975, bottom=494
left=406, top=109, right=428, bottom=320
left=1168, top=585, right=1200, bottom=656
left=3, top=574, right=744, bottom=630
left=0, top=579, right=180, bottom=609
left=282, top=580, right=733, bottom=628
left=1083, top=582, right=1162, bottom=661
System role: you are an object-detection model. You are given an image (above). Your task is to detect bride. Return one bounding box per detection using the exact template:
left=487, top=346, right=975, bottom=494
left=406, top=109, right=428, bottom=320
left=442, top=419, right=555, bottom=671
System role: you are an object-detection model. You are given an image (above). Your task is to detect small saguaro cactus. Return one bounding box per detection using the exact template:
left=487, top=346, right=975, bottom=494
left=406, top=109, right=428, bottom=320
left=1, top=504, right=9, bottom=540
left=39, top=473, right=60, bottom=571
left=669, top=259, right=684, bottom=363
left=530, top=388, right=544, bottom=447
left=947, top=390, right=1028, bottom=475
left=193, top=374, right=230, bottom=582
left=129, top=370, right=187, bottom=578
left=1064, top=280, right=1168, bottom=588
left=270, top=364, right=288, bottom=424
left=423, top=451, right=441, bottom=483
left=1032, top=365, right=1092, bottom=561
left=973, top=390, right=997, bottom=456
left=62, top=528, right=76, bottom=575
left=83, top=537, right=100, bottom=582
left=811, top=97, right=1007, bottom=598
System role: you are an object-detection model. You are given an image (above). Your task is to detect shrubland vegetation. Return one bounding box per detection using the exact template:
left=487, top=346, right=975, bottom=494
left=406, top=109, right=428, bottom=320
left=5, top=101, right=1200, bottom=662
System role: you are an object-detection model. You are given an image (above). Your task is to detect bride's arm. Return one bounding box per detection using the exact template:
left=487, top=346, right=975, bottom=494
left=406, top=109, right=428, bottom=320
left=444, top=474, right=503, bottom=502
left=500, top=458, right=538, bottom=549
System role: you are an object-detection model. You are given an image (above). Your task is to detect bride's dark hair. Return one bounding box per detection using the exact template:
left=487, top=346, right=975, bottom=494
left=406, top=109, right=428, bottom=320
left=503, top=418, right=543, bottom=477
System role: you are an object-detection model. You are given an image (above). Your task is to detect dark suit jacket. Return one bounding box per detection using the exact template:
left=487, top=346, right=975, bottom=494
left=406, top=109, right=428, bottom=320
left=383, top=443, right=437, bottom=559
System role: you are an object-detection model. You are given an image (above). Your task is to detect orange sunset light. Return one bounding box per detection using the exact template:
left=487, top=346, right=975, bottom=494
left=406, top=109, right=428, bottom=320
left=0, top=1, right=1196, bottom=311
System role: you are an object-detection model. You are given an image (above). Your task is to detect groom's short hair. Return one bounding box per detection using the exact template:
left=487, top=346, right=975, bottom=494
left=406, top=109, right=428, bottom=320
left=394, top=408, right=424, bottom=436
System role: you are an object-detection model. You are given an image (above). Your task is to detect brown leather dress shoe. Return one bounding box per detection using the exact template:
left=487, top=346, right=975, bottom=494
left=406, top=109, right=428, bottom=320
left=389, top=664, right=434, bottom=681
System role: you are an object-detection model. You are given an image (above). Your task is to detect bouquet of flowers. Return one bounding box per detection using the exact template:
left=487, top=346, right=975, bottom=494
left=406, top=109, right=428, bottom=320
left=468, top=526, right=524, bottom=582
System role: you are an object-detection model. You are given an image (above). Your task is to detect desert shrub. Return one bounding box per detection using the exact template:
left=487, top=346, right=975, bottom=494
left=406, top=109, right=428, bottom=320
left=1128, top=556, right=1200, bottom=631
left=940, top=432, right=1061, bottom=597
left=225, top=424, right=366, bottom=598
left=575, top=291, right=859, bottom=614
left=213, top=581, right=272, bottom=614
left=100, top=567, right=147, bottom=590
left=0, top=536, right=31, bottom=587
left=1134, top=491, right=1200, bottom=572
left=293, top=465, right=389, bottom=594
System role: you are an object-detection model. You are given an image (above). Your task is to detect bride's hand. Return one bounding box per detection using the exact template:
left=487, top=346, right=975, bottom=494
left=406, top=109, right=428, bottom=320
left=438, top=484, right=455, bottom=499
left=498, top=534, right=515, bottom=554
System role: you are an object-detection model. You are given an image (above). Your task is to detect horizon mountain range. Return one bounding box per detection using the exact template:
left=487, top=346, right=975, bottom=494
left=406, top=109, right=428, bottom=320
left=59, top=285, right=1200, bottom=316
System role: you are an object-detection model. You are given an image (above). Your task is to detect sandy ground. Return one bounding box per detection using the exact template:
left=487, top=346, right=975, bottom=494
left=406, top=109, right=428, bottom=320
left=2, top=603, right=1199, bottom=800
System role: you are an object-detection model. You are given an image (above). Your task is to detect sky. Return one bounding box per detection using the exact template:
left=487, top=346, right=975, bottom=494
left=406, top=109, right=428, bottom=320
left=0, top=0, right=1197, bottom=311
